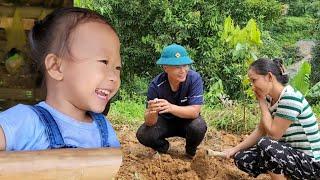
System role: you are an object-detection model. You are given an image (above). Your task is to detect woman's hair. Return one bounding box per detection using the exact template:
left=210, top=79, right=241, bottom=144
left=250, top=58, right=289, bottom=85
left=29, top=7, right=116, bottom=81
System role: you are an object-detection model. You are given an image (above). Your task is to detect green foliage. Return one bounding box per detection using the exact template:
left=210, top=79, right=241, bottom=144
left=284, top=0, right=308, bottom=16
left=202, top=103, right=259, bottom=134
left=282, top=45, right=300, bottom=65
left=306, top=1, right=320, bottom=18
left=258, top=31, right=283, bottom=59
left=279, top=0, right=319, bottom=17
left=290, top=61, right=311, bottom=95
left=312, top=103, right=320, bottom=118
left=311, top=43, right=320, bottom=85
left=74, top=0, right=93, bottom=8
left=290, top=60, right=320, bottom=104
left=215, top=0, right=281, bottom=27
left=221, top=17, right=262, bottom=49
left=271, top=16, right=317, bottom=46
left=79, top=0, right=282, bottom=103
left=204, top=79, right=225, bottom=107
left=116, top=75, right=149, bottom=103
left=308, top=82, right=320, bottom=99
left=220, top=17, right=261, bottom=100
left=75, top=0, right=318, bottom=134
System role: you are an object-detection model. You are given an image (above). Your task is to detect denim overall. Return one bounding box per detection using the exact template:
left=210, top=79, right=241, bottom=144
left=30, top=105, right=110, bottom=149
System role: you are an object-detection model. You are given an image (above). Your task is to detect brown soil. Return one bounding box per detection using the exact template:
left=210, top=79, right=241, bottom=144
left=115, top=126, right=270, bottom=180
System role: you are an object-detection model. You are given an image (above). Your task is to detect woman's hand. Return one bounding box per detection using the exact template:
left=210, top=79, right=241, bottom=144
left=254, top=89, right=266, bottom=102
left=223, top=147, right=239, bottom=159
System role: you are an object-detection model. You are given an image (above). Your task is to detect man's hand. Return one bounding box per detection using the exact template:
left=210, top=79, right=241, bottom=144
left=147, top=98, right=161, bottom=114
left=145, top=98, right=161, bottom=126
left=156, top=99, right=174, bottom=114
left=146, top=98, right=201, bottom=120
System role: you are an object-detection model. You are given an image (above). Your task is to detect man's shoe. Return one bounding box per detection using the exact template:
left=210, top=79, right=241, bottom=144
left=185, top=147, right=196, bottom=158
left=185, top=152, right=195, bottom=159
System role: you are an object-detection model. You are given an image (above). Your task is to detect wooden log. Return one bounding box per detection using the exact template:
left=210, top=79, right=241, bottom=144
left=0, top=88, right=43, bottom=101
left=0, top=6, right=54, bottom=19
left=0, top=148, right=122, bottom=179
left=0, top=17, right=35, bottom=30
left=0, top=0, right=73, bottom=8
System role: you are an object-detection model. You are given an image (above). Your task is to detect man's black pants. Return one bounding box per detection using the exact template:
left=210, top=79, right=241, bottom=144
left=136, top=116, right=207, bottom=156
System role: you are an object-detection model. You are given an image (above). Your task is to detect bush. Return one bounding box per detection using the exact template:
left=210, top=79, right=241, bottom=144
left=271, top=16, right=316, bottom=46
left=306, top=1, right=320, bottom=18
left=258, top=31, right=283, bottom=59
left=279, top=0, right=319, bottom=17
left=311, top=43, right=320, bottom=85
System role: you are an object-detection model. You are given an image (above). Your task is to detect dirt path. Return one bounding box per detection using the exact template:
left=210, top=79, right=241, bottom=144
left=114, top=126, right=270, bottom=180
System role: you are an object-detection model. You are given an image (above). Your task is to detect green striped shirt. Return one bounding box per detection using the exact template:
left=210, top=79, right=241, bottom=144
left=269, top=85, right=320, bottom=161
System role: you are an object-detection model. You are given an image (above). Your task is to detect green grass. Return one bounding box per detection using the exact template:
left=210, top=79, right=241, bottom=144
left=107, top=98, right=320, bottom=133
left=202, top=104, right=260, bottom=134
left=108, top=99, right=261, bottom=134
left=108, top=100, right=145, bottom=127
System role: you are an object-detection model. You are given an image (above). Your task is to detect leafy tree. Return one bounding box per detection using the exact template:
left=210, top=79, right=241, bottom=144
left=78, top=0, right=282, bottom=101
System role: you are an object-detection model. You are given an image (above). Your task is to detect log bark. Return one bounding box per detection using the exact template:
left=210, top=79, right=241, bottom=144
left=0, top=6, right=54, bottom=19
left=0, top=148, right=122, bottom=179
left=0, top=17, right=35, bottom=30
left=0, top=88, right=43, bottom=101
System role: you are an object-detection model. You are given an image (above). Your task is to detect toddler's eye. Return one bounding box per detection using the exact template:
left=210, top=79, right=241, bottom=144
left=116, top=66, right=122, bottom=71
left=98, top=60, right=108, bottom=65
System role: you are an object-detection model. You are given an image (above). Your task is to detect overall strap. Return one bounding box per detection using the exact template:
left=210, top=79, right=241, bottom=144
left=30, top=105, right=68, bottom=149
left=90, top=112, right=110, bottom=147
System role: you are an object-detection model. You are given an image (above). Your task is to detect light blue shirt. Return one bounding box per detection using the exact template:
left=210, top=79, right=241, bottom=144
left=0, top=101, right=120, bottom=151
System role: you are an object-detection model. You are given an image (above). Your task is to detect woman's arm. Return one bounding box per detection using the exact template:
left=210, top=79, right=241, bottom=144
left=234, top=124, right=265, bottom=150
left=259, top=100, right=292, bottom=140
left=224, top=123, right=265, bottom=158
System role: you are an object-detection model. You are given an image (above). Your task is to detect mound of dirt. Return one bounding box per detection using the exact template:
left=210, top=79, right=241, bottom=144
left=115, top=126, right=270, bottom=180
left=191, top=149, right=254, bottom=180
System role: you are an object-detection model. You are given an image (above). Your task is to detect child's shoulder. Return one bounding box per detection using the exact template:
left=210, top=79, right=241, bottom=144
left=0, top=104, right=40, bottom=123
left=0, top=104, right=49, bottom=150
left=0, top=104, right=42, bottom=131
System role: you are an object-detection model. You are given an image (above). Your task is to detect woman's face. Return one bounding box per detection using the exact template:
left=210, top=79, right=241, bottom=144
left=248, top=68, right=272, bottom=96
left=61, top=21, right=121, bottom=113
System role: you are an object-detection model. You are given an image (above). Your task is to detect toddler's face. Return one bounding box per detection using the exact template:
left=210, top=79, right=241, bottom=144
left=61, top=21, right=121, bottom=113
